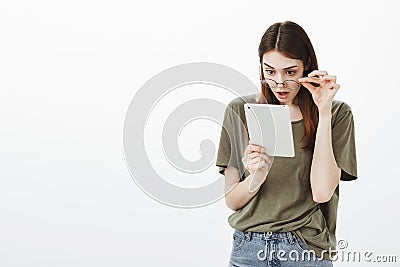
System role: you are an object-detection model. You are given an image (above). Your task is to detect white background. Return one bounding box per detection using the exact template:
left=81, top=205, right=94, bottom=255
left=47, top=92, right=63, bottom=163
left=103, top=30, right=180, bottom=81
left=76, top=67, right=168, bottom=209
left=1, top=0, right=399, bottom=266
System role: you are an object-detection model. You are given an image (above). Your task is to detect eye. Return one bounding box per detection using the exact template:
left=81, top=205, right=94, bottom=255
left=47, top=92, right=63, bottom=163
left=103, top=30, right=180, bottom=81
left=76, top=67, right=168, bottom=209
left=286, top=70, right=296, bottom=75
left=265, top=70, right=274, bottom=75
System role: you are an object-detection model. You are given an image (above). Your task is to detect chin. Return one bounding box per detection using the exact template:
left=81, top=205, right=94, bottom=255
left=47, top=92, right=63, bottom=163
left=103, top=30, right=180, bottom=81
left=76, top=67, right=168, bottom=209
left=275, top=97, right=291, bottom=105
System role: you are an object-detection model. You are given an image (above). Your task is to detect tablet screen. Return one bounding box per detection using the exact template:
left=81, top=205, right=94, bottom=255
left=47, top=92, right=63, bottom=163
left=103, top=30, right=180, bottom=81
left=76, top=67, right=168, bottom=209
left=244, top=103, right=295, bottom=157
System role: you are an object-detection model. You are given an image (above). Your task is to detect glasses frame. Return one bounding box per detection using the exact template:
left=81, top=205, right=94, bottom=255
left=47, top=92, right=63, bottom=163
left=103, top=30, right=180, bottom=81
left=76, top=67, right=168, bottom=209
left=261, top=78, right=301, bottom=91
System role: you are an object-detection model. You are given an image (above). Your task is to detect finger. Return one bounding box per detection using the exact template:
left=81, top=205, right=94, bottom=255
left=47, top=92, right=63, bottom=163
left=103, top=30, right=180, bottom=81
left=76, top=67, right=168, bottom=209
left=329, top=83, right=340, bottom=90
left=300, top=82, right=318, bottom=93
left=320, top=75, right=337, bottom=83
left=308, top=70, right=328, bottom=77
left=248, top=152, right=261, bottom=160
left=249, top=156, right=270, bottom=166
left=248, top=156, right=262, bottom=165
left=248, top=154, right=271, bottom=165
left=260, top=153, right=272, bottom=164
left=298, top=77, right=320, bottom=84
left=249, top=144, right=266, bottom=154
left=248, top=144, right=262, bottom=152
left=242, top=146, right=250, bottom=162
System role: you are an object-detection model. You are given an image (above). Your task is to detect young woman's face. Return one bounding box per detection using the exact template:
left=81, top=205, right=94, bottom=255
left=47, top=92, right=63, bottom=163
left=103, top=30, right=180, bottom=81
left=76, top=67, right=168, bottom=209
left=261, top=51, right=304, bottom=105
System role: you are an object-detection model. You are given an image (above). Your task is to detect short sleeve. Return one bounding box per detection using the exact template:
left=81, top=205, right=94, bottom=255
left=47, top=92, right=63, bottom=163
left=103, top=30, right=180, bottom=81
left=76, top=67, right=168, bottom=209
left=215, top=100, right=249, bottom=179
left=331, top=101, right=358, bottom=181
left=216, top=103, right=234, bottom=175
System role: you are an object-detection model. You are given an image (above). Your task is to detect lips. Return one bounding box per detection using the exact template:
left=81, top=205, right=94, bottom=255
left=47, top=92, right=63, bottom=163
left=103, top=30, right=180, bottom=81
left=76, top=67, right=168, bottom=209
left=276, top=91, right=290, bottom=98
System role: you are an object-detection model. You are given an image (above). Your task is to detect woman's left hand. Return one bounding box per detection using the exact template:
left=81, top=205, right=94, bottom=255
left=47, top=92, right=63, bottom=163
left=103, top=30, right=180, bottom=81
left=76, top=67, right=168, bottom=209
left=298, top=70, right=340, bottom=114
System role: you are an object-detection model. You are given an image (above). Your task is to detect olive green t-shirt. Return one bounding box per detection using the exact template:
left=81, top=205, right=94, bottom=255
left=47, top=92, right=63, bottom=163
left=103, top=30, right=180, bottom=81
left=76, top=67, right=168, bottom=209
left=216, top=93, right=358, bottom=260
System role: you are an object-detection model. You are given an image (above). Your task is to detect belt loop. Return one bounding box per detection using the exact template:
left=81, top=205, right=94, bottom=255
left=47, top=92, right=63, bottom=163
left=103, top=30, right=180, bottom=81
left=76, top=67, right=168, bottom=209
left=263, top=231, right=273, bottom=240
left=288, top=231, right=295, bottom=244
left=245, top=231, right=252, bottom=241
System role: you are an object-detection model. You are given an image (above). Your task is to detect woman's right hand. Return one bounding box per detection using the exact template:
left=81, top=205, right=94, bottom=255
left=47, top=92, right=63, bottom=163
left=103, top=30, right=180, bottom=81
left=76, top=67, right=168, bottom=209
left=242, top=143, right=272, bottom=192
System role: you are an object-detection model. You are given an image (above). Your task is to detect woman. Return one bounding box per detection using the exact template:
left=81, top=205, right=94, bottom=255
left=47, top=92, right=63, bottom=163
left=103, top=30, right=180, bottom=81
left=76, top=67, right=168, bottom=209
left=216, top=21, right=357, bottom=266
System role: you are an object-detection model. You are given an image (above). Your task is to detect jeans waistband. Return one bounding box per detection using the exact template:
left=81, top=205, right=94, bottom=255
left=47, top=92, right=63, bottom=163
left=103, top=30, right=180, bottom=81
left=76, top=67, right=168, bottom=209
left=234, top=229, right=296, bottom=242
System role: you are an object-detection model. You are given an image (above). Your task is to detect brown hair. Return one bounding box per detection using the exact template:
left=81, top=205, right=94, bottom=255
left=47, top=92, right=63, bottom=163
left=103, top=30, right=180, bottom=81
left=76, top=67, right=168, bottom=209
left=248, top=21, right=319, bottom=151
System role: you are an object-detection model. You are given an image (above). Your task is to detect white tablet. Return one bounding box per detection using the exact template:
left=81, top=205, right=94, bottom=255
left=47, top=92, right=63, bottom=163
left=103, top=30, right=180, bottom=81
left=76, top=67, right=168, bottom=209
left=244, top=103, right=295, bottom=157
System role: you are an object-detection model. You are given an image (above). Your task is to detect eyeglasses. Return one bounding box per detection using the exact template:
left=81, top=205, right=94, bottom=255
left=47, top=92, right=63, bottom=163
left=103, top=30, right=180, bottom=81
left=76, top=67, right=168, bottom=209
left=261, top=78, right=300, bottom=91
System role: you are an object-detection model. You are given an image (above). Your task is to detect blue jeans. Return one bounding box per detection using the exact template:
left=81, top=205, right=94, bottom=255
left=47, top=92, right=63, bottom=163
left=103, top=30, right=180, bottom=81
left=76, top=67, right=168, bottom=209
left=228, top=230, right=333, bottom=267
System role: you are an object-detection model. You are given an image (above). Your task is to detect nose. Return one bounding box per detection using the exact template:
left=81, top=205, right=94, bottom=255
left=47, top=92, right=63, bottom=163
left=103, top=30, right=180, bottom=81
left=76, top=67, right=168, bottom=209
left=276, top=73, right=284, bottom=87
left=277, top=82, right=284, bottom=88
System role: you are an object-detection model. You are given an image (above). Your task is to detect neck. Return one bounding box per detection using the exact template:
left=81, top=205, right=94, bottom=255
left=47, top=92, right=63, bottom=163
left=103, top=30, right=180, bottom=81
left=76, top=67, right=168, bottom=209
left=281, top=101, right=298, bottom=108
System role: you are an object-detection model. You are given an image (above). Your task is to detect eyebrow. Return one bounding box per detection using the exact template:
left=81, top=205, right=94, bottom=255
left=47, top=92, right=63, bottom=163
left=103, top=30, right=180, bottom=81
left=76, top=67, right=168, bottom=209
left=263, top=63, right=299, bottom=70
